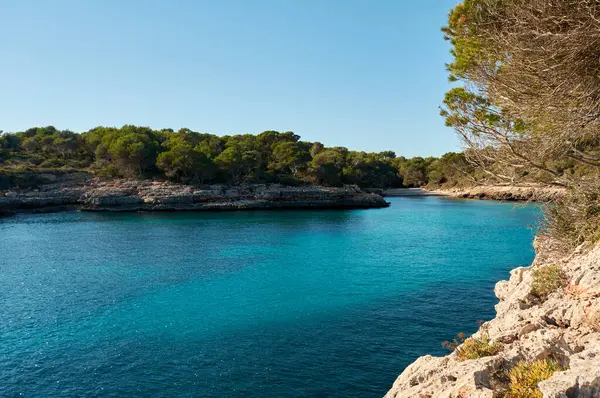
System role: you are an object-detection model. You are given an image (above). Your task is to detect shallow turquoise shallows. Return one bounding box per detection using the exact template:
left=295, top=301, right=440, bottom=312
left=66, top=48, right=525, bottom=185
left=0, top=197, right=539, bottom=397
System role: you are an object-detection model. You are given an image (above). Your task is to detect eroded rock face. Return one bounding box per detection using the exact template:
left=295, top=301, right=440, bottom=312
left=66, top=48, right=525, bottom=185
left=385, top=355, right=500, bottom=398
left=385, top=240, right=600, bottom=398
left=0, top=178, right=389, bottom=215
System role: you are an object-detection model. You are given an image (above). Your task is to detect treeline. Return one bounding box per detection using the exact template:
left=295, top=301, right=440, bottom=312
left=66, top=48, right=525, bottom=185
left=0, top=126, right=474, bottom=188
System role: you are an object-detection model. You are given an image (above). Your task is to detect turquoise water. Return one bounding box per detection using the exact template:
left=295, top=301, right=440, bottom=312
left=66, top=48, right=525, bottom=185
left=0, top=197, right=539, bottom=397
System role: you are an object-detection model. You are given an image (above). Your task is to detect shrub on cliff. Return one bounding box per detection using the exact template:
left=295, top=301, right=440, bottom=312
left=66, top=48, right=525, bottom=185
left=530, top=265, right=567, bottom=303
left=541, top=180, right=600, bottom=252
left=442, top=325, right=501, bottom=361
left=506, top=359, right=563, bottom=398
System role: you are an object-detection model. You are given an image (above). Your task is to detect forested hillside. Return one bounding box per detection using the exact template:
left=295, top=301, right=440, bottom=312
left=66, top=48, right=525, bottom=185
left=0, top=126, right=475, bottom=188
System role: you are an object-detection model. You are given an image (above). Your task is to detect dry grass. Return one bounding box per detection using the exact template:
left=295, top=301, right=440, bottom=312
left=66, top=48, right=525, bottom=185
left=530, top=265, right=567, bottom=303
left=443, top=325, right=502, bottom=362
left=541, top=180, right=600, bottom=253
left=505, top=359, right=563, bottom=398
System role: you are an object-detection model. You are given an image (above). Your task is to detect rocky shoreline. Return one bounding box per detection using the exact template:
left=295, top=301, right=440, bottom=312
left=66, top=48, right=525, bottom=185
left=432, top=185, right=565, bottom=202
left=385, top=237, right=600, bottom=397
left=0, top=178, right=389, bottom=216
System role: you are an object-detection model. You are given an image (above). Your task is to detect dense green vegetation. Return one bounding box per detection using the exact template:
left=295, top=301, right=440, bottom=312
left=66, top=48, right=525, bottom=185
left=443, top=0, right=600, bottom=250
left=0, top=125, right=475, bottom=189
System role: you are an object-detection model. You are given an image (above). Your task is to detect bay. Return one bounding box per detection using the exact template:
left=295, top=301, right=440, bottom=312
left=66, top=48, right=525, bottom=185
left=0, top=197, right=539, bottom=397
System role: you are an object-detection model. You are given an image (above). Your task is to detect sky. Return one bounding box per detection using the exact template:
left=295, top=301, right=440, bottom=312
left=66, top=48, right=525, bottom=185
left=0, top=0, right=461, bottom=157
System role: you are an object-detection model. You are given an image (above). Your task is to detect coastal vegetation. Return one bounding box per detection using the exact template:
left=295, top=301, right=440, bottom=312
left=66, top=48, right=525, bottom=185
left=505, top=360, right=564, bottom=398
left=0, top=125, right=476, bottom=189
left=441, top=0, right=600, bottom=251
left=530, top=265, right=567, bottom=303
left=442, top=325, right=501, bottom=361
left=0, top=124, right=591, bottom=193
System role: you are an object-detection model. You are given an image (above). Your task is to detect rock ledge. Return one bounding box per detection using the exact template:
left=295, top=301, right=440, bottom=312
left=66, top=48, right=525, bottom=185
left=0, top=178, right=389, bottom=215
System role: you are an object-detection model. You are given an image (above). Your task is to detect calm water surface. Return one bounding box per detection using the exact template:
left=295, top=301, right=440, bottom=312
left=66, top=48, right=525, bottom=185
left=0, top=197, right=539, bottom=397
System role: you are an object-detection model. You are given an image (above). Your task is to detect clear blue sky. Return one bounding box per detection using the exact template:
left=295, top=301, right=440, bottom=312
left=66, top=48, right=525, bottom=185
left=0, top=0, right=460, bottom=157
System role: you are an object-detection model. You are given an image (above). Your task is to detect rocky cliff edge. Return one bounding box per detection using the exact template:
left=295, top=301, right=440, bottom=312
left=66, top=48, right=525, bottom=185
left=385, top=237, right=600, bottom=397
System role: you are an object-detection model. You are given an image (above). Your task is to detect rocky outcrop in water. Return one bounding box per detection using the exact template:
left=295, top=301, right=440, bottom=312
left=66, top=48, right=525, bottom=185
left=385, top=238, right=600, bottom=398
left=0, top=178, right=389, bottom=215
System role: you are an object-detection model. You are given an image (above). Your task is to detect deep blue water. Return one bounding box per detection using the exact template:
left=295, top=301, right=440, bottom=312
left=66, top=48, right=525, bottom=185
left=0, top=197, right=539, bottom=397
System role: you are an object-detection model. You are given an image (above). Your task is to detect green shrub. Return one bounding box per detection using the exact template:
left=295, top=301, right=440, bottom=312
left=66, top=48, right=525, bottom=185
left=443, top=325, right=502, bottom=361
left=541, top=180, right=600, bottom=252
left=40, top=158, right=66, bottom=168
left=506, top=359, right=563, bottom=398
left=530, top=265, right=567, bottom=302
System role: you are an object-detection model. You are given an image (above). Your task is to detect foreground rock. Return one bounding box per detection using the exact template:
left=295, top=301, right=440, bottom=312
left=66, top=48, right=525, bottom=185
left=433, top=185, right=565, bottom=202
left=385, top=238, right=600, bottom=398
left=0, top=179, right=389, bottom=215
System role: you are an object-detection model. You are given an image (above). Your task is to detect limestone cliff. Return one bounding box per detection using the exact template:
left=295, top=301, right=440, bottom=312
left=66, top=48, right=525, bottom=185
left=385, top=238, right=600, bottom=397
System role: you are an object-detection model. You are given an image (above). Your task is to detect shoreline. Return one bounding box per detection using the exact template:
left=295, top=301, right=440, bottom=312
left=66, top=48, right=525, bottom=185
left=381, top=185, right=564, bottom=202
left=0, top=178, right=389, bottom=217
left=385, top=236, right=600, bottom=397
left=427, top=184, right=565, bottom=202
